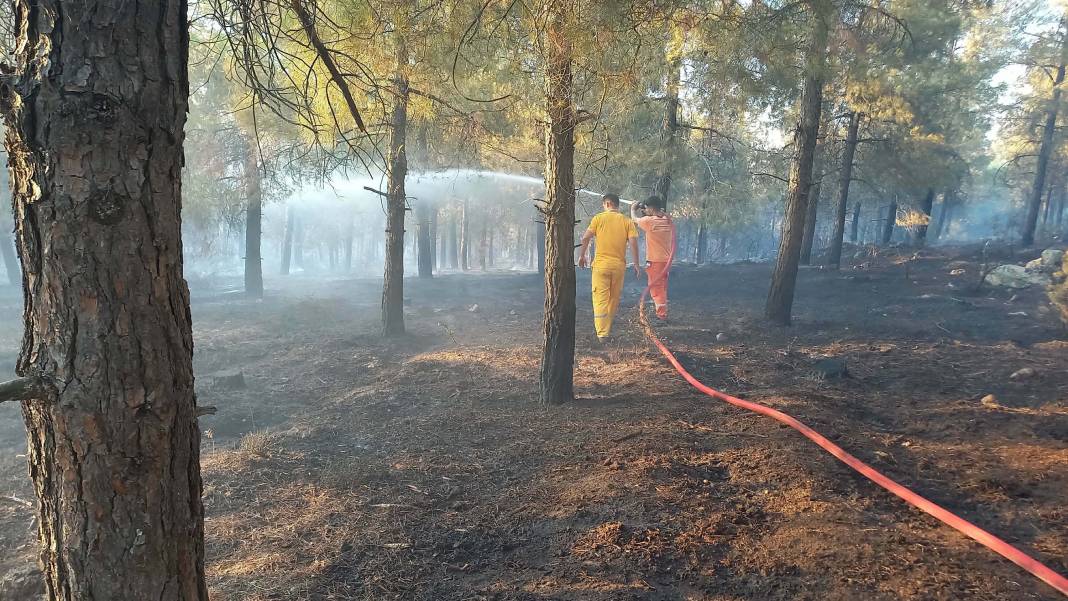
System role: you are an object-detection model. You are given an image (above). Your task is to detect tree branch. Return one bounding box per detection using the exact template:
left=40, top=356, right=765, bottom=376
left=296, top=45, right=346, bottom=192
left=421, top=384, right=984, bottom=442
left=0, top=377, right=46, bottom=404
left=289, top=0, right=367, bottom=133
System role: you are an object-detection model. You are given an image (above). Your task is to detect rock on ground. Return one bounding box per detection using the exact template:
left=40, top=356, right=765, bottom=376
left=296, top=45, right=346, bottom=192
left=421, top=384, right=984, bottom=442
left=986, top=264, right=1050, bottom=289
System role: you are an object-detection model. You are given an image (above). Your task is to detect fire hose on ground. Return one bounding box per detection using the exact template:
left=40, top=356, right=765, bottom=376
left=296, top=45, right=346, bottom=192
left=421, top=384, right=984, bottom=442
left=631, top=225, right=1068, bottom=597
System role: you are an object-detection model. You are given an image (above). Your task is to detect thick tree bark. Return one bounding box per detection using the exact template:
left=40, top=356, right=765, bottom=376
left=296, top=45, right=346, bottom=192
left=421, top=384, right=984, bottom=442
left=281, top=205, right=295, bottom=275
left=800, top=173, right=823, bottom=265
left=540, top=0, right=577, bottom=405
left=1024, top=57, right=1065, bottom=246
left=1, top=229, right=18, bottom=286
left=826, top=111, right=861, bottom=268
left=882, top=199, right=897, bottom=245
left=416, top=201, right=433, bottom=278
left=382, top=40, right=409, bottom=336
left=536, top=213, right=546, bottom=274
left=766, top=2, right=830, bottom=326
left=243, top=137, right=264, bottom=297
left=913, top=188, right=935, bottom=246
left=2, top=1, right=208, bottom=598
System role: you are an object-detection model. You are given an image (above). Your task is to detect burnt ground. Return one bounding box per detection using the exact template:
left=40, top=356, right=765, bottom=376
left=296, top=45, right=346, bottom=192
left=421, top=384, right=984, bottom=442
left=1, top=244, right=1066, bottom=600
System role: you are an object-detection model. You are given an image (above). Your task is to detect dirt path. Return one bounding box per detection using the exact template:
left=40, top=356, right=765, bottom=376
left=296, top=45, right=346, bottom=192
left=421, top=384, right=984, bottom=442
left=1, top=245, right=1066, bottom=600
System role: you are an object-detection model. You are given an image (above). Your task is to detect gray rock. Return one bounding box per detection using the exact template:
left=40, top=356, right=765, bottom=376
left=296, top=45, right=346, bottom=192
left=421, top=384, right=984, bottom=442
left=985, top=264, right=1050, bottom=289
left=212, top=370, right=246, bottom=390
left=812, top=357, right=849, bottom=379
left=0, top=564, right=44, bottom=601
left=1009, top=367, right=1039, bottom=381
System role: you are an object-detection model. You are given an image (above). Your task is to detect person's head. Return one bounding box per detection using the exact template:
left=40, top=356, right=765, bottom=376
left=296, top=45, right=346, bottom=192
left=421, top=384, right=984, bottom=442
left=643, top=195, right=665, bottom=215
left=602, top=193, right=621, bottom=211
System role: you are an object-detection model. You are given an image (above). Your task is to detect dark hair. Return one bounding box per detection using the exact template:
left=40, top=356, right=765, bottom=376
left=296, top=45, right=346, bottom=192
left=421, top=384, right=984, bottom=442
left=644, top=195, right=664, bottom=209
left=602, top=193, right=620, bottom=207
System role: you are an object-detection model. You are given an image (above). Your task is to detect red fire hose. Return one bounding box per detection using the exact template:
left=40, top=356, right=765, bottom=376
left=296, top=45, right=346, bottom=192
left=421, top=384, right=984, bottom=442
left=635, top=224, right=1068, bottom=597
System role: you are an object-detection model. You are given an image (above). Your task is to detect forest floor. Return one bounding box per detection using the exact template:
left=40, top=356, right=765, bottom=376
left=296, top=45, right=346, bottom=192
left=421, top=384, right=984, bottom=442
left=1, top=244, right=1067, bottom=600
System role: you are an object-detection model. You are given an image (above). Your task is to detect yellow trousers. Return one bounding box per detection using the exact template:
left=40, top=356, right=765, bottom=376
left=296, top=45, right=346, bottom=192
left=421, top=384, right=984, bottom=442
left=592, top=266, right=625, bottom=338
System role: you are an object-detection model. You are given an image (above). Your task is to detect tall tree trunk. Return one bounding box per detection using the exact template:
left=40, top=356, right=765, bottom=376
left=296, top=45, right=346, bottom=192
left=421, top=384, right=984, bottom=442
left=1023, top=55, right=1066, bottom=246
left=850, top=201, right=861, bottom=244
left=382, top=39, right=409, bottom=336
left=695, top=223, right=708, bottom=264
left=536, top=212, right=546, bottom=274
left=826, top=111, right=861, bottom=268
left=1, top=229, right=19, bottom=286
left=913, top=188, right=936, bottom=246
left=800, top=172, right=823, bottom=265
left=429, top=207, right=438, bottom=273
left=540, top=0, right=577, bottom=405
left=449, top=212, right=459, bottom=269
left=488, top=226, right=495, bottom=267
left=460, top=199, right=470, bottom=271
left=1056, top=180, right=1066, bottom=227
left=416, top=201, right=433, bottom=279
left=765, top=2, right=830, bottom=326
left=243, top=137, right=264, bottom=297
left=2, top=1, right=208, bottom=598
left=882, top=199, right=897, bottom=245
left=281, top=206, right=295, bottom=275
left=479, top=215, right=488, bottom=271
left=294, top=215, right=305, bottom=268
left=933, top=188, right=954, bottom=240
left=344, top=216, right=354, bottom=271
left=654, top=28, right=683, bottom=211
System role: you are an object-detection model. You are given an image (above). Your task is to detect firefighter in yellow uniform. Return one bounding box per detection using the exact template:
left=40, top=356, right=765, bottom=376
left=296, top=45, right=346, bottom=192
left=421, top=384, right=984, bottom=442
left=578, top=194, right=640, bottom=342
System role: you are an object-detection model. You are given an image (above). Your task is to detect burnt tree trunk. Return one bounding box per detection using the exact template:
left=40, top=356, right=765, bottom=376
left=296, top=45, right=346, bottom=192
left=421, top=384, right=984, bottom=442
left=913, top=188, right=935, bottom=246
left=1, top=229, right=18, bottom=286
left=1024, top=56, right=1065, bottom=246
left=765, top=2, right=829, bottom=326
left=800, top=172, right=823, bottom=265
left=933, top=188, right=954, bottom=240
left=382, top=39, right=409, bottom=336
left=242, top=136, right=264, bottom=297
left=2, top=0, right=208, bottom=598
left=540, top=0, right=577, bottom=405
left=882, top=200, right=897, bottom=245
left=826, top=111, right=861, bottom=268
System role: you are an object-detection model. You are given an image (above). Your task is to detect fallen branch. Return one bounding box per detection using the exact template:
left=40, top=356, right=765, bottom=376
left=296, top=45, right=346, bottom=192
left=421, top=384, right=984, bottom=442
left=0, top=376, right=46, bottom=404
left=195, top=406, right=218, bottom=417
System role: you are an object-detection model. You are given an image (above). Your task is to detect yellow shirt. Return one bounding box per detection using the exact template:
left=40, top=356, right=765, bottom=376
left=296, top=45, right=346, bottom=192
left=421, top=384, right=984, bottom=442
left=588, top=210, right=638, bottom=269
